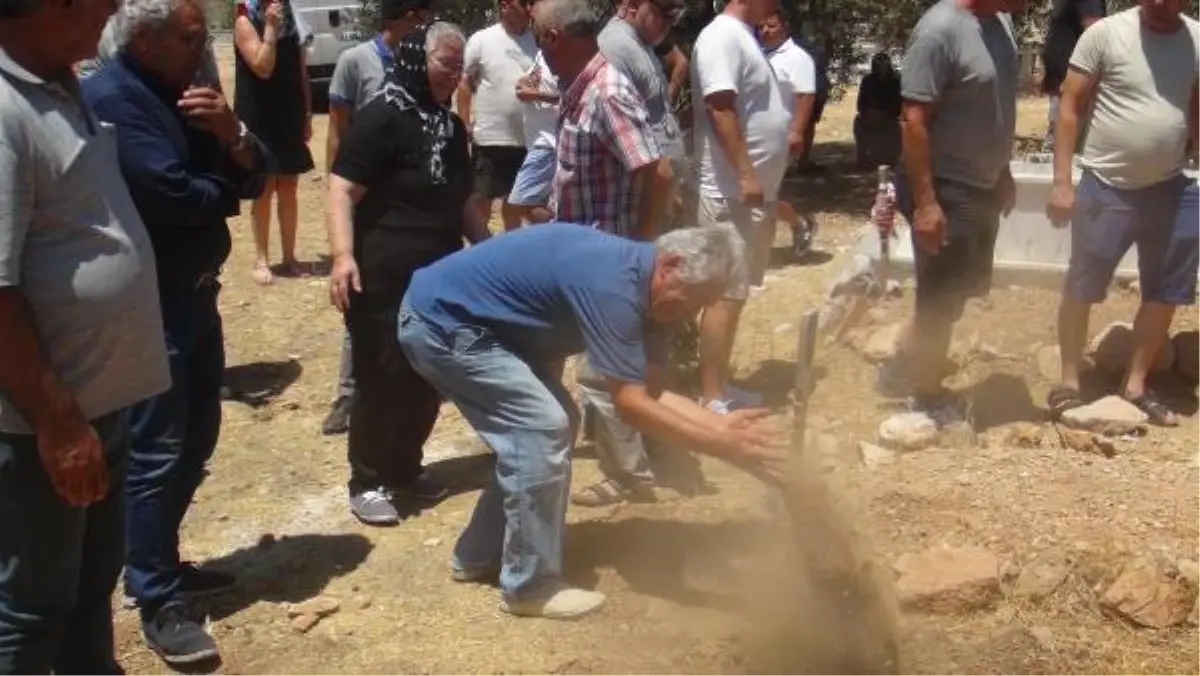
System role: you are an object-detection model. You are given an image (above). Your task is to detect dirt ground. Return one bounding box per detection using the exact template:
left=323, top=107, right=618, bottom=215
left=111, top=44, right=1200, bottom=674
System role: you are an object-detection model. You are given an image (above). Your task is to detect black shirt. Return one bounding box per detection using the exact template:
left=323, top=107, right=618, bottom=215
left=1042, top=0, right=1107, bottom=94
left=332, top=97, right=472, bottom=294
left=857, top=72, right=902, bottom=119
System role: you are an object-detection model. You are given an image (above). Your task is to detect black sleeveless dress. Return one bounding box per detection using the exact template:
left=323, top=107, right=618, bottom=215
left=234, top=16, right=315, bottom=175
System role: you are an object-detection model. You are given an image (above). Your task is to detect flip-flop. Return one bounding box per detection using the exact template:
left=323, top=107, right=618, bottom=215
left=1124, top=391, right=1178, bottom=427
left=1046, top=386, right=1085, bottom=420
left=569, top=479, right=655, bottom=508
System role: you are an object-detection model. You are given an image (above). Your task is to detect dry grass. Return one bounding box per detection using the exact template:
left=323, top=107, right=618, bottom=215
left=111, top=45, right=1199, bottom=674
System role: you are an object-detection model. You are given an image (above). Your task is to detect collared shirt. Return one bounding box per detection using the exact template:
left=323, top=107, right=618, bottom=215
left=552, top=53, right=661, bottom=238
left=405, top=223, right=669, bottom=384
left=329, top=35, right=394, bottom=111
left=82, top=56, right=268, bottom=292
left=0, top=47, right=169, bottom=433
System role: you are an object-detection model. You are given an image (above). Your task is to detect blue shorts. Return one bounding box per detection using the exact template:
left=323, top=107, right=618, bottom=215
left=507, top=144, right=556, bottom=207
left=1064, top=172, right=1198, bottom=305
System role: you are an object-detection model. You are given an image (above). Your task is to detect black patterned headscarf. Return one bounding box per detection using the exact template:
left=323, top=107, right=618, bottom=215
left=381, top=23, right=453, bottom=184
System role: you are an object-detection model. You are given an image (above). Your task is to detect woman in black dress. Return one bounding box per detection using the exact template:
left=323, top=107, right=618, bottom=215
left=854, top=52, right=902, bottom=169
left=234, top=0, right=315, bottom=285
left=325, top=22, right=491, bottom=525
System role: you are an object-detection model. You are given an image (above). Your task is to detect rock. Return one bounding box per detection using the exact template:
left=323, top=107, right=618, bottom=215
left=291, top=613, right=320, bottom=633
left=422, top=537, right=442, bottom=547
left=1088, top=322, right=1174, bottom=373
left=858, top=441, right=895, bottom=468
left=287, top=596, right=340, bottom=619
left=1175, top=559, right=1199, bottom=587
left=939, top=421, right=978, bottom=448
left=895, top=546, right=1002, bottom=613
left=1036, top=345, right=1062, bottom=381
left=1101, top=558, right=1194, bottom=628
left=1006, top=422, right=1045, bottom=449
left=354, top=595, right=373, bottom=610
left=878, top=412, right=939, bottom=451
left=863, top=322, right=906, bottom=363
left=1059, top=395, right=1148, bottom=436
left=1028, top=626, right=1055, bottom=651
left=1057, top=427, right=1119, bottom=458
left=1174, top=330, right=1199, bottom=383
left=1013, top=553, right=1072, bottom=601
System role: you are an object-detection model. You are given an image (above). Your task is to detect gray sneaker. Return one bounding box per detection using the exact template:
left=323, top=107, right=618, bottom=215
left=349, top=487, right=400, bottom=526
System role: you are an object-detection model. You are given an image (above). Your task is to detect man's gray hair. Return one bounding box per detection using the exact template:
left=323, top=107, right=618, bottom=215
left=425, top=20, right=466, bottom=52
left=655, top=226, right=737, bottom=288
left=532, top=0, right=600, bottom=38
left=108, top=0, right=192, bottom=50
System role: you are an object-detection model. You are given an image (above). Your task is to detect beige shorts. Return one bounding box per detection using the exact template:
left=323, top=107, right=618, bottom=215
left=696, top=193, right=775, bottom=301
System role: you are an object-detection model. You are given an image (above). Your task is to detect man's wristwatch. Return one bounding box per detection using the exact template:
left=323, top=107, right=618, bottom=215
left=231, top=120, right=251, bottom=152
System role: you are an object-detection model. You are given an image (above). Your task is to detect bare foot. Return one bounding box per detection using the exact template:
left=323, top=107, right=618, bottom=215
left=251, top=262, right=273, bottom=286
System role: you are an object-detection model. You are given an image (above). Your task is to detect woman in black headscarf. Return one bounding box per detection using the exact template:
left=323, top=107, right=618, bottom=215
left=854, top=51, right=902, bottom=168
left=325, top=21, right=491, bottom=526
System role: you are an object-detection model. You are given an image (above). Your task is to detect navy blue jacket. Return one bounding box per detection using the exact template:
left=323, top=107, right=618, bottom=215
left=82, top=56, right=268, bottom=291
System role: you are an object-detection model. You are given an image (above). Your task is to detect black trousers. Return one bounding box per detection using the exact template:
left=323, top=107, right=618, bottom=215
left=345, top=285, right=441, bottom=492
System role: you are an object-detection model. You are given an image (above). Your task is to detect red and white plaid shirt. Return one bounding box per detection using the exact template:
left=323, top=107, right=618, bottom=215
left=552, top=53, right=661, bottom=238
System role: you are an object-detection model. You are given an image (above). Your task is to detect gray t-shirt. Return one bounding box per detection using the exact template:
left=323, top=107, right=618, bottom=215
left=0, top=48, right=169, bottom=434
left=329, top=38, right=390, bottom=111
left=598, top=18, right=684, bottom=161
left=901, top=0, right=1018, bottom=189
left=1071, top=9, right=1199, bottom=189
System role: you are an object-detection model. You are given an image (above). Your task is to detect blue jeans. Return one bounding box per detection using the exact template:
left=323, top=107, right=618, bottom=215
left=396, top=305, right=579, bottom=600
left=0, top=410, right=130, bottom=674
left=125, top=285, right=225, bottom=616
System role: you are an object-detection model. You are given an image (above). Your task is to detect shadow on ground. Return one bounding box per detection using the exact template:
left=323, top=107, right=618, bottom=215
left=780, top=141, right=877, bottom=217
left=221, top=359, right=303, bottom=407
left=197, top=533, right=373, bottom=621
left=564, top=516, right=777, bottom=612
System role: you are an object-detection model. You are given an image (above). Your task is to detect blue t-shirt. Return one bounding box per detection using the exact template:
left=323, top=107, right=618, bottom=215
left=405, top=223, right=666, bottom=384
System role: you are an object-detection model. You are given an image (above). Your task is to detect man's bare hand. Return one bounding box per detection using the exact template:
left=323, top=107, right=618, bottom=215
left=911, top=200, right=947, bottom=255
left=179, top=87, right=239, bottom=143
left=1046, top=183, right=1075, bottom=229
left=515, top=77, right=542, bottom=102
left=719, top=408, right=786, bottom=462
left=37, top=415, right=107, bottom=506
left=786, top=130, right=805, bottom=160
left=739, top=173, right=765, bottom=207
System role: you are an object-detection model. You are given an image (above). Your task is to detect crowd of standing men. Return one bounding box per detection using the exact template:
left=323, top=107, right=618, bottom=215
left=0, top=0, right=1196, bottom=671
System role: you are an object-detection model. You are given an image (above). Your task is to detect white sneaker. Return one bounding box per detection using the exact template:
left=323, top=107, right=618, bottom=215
left=501, top=585, right=606, bottom=620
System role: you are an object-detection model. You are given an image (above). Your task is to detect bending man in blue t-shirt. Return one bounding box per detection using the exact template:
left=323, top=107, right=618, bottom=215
left=398, top=223, right=782, bottom=620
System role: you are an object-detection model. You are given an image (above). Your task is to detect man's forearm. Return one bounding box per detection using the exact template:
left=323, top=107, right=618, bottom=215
left=789, top=94, right=815, bottom=152
left=614, top=386, right=731, bottom=459
left=456, top=82, right=474, bottom=130
left=325, top=106, right=349, bottom=175
left=462, top=198, right=492, bottom=243
left=634, top=159, right=671, bottom=240
left=708, top=106, right=755, bottom=181
left=900, top=110, right=936, bottom=207
left=0, top=289, right=84, bottom=432
left=1052, top=96, right=1082, bottom=187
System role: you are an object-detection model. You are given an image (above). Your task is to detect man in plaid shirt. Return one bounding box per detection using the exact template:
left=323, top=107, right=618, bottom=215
left=539, top=0, right=671, bottom=238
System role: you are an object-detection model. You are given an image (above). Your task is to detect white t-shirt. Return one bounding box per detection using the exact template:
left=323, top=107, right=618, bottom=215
left=521, top=51, right=561, bottom=151
left=766, top=37, right=816, bottom=115
left=691, top=14, right=791, bottom=201
left=463, top=23, right=538, bottom=147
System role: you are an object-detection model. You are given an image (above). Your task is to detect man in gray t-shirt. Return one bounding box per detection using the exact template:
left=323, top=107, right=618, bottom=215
left=0, top=4, right=169, bottom=670
left=884, top=0, right=1022, bottom=418
left=598, top=0, right=686, bottom=164
left=321, top=0, right=432, bottom=436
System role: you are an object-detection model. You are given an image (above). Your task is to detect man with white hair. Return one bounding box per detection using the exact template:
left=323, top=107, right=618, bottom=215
left=82, top=0, right=268, bottom=665
left=0, top=0, right=170, bottom=671
left=397, top=223, right=782, bottom=620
